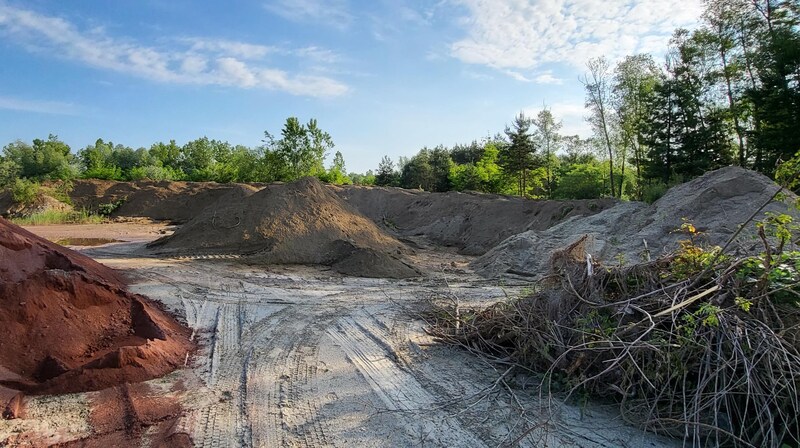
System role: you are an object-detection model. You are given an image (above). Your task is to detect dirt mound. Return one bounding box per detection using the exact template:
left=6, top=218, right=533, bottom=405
left=332, top=186, right=616, bottom=255
left=70, top=179, right=260, bottom=223
left=0, top=218, right=193, bottom=399
left=474, top=167, right=799, bottom=277
left=0, top=192, right=73, bottom=218
left=150, top=177, right=420, bottom=278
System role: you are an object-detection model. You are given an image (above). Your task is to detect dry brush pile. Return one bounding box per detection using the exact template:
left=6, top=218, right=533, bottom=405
left=428, top=206, right=800, bottom=447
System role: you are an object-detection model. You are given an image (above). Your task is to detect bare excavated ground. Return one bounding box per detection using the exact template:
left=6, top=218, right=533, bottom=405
left=0, top=223, right=681, bottom=448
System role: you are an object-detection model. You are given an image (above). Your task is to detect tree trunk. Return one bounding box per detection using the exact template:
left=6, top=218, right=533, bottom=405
left=718, top=26, right=748, bottom=166
left=599, top=105, right=616, bottom=197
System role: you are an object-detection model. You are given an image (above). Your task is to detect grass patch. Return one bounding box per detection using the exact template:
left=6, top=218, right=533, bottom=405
left=10, top=209, right=105, bottom=226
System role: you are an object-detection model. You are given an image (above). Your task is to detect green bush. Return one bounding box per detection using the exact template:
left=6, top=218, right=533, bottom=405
left=83, top=165, right=122, bottom=180
left=10, top=178, right=40, bottom=205
left=641, top=181, right=669, bottom=203
left=127, top=165, right=179, bottom=181
left=97, top=199, right=125, bottom=216
left=553, top=163, right=607, bottom=199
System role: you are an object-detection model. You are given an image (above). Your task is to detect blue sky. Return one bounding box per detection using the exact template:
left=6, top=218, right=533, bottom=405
left=0, top=0, right=701, bottom=173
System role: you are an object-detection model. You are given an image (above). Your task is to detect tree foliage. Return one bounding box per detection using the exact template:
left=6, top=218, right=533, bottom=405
left=499, top=113, right=539, bottom=196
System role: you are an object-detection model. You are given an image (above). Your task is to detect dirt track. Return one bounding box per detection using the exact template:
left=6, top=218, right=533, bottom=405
left=1, top=224, right=680, bottom=447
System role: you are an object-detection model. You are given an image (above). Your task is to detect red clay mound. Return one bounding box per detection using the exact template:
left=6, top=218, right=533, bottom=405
left=0, top=218, right=193, bottom=400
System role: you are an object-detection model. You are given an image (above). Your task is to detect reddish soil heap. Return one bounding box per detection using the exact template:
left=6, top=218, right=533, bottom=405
left=0, top=218, right=193, bottom=400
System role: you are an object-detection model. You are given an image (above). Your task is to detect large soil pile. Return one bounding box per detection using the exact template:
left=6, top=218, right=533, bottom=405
left=70, top=179, right=261, bottom=223
left=333, top=186, right=616, bottom=255
left=0, top=218, right=193, bottom=400
left=150, top=177, right=420, bottom=278
left=474, top=167, right=799, bottom=277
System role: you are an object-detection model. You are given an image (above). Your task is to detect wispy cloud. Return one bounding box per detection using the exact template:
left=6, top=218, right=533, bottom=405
left=0, top=4, right=349, bottom=97
left=180, top=37, right=277, bottom=60
left=501, top=69, right=564, bottom=84
left=263, top=0, right=352, bottom=29
left=533, top=71, right=563, bottom=85
left=0, top=95, right=78, bottom=115
left=296, top=46, right=340, bottom=64
left=450, top=0, right=702, bottom=76
left=524, top=101, right=590, bottom=137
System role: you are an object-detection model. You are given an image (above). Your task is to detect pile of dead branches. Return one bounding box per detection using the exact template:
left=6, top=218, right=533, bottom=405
left=427, top=233, right=800, bottom=447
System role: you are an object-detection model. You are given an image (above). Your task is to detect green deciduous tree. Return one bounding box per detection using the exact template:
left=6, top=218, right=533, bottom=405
left=532, top=108, right=562, bottom=198
left=613, top=54, right=660, bottom=199
left=263, top=117, right=334, bottom=181
left=583, top=57, right=619, bottom=197
left=3, top=135, right=76, bottom=181
left=401, top=149, right=434, bottom=190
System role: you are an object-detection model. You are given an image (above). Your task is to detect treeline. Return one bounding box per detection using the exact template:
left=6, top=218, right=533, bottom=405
left=0, top=117, right=370, bottom=189
left=2, top=0, right=797, bottom=202
left=372, top=117, right=622, bottom=200
left=375, top=0, right=800, bottom=200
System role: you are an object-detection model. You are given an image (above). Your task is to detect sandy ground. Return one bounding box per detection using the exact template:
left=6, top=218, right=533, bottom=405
left=1, top=223, right=680, bottom=447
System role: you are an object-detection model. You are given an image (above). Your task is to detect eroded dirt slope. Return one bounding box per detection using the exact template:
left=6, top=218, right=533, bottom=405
left=70, top=180, right=260, bottom=223
left=333, top=185, right=617, bottom=255
left=474, top=167, right=800, bottom=277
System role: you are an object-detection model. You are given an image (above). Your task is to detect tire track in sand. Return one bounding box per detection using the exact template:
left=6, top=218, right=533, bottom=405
left=246, top=307, right=338, bottom=447
left=328, top=310, right=486, bottom=447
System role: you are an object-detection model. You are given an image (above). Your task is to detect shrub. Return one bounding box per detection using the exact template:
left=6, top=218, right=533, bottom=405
left=10, top=178, right=40, bottom=205
left=127, top=165, right=179, bottom=181
left=97, top=199, right=125, bottom=216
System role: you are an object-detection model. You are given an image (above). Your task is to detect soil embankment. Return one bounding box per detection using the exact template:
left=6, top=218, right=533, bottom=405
left=149, top=177, right=420, bottom=278
left=0, top=218, right=193, bottom=402
left=332, top=185, right=616, bottom=255
left=63, top=180, right=617, bottom=256
left=70, top=179, right=261, bottom=223
left=474, top=167, right=800, bottom=277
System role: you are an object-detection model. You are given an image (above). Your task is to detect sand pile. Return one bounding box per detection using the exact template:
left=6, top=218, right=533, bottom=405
left=474, top=167, right=799, bottom=277
left=150, top=177, right=420, bottom=278
left=0, top=218, right=193, bottom=406
left=333, top=186, right=616, bottom=255
left=70, top=179, right=260, bottom=223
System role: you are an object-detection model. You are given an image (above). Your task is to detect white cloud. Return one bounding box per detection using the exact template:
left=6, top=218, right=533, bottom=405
left=181, top=55, right=208, bottom=74
left=0, top=96, right=78, bottom=115
left=450, top=0, right=702, bottom=74
left=216, top=57, right=259, bottom=88
left=296, top=46, right=340, bottom=64
left=263, top=0, right=352, bottom=29
left=182, top=38, right=275, bottom=60
left=533, top=72, right=563, bottom=85
left=0, top=4, right=349, bottom=98
left=524, top=101, right=590, bottom=137
left=502, top=69, right=564, bottom=84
